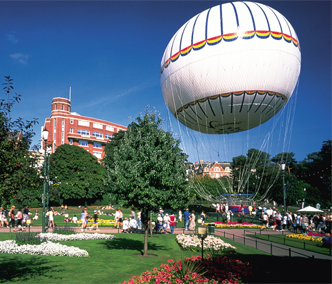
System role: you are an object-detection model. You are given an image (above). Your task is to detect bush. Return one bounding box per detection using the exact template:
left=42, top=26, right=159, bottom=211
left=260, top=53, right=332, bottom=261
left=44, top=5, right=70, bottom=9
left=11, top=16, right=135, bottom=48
left=15, top=232, right=43, bottom=246
left=30, top=199, right=42, bottom=208
left=53, top=225, right=77, bottom=235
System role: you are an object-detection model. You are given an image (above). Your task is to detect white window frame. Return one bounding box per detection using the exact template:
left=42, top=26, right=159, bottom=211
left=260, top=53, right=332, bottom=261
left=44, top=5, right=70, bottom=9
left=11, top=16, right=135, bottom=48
left=106, top=125, right=114, bottom=132
left=78, top=120, right=89, bottom=127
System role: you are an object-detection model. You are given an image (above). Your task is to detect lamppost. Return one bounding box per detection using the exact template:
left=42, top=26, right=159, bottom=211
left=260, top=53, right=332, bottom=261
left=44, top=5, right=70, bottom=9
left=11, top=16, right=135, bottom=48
left=281, top=163, right=286, bottom=216
left=42, top=129, right=49, bottom=233
left=302, top=188, right=306, bottom=209
left=197, top=225, right=208, bottom=263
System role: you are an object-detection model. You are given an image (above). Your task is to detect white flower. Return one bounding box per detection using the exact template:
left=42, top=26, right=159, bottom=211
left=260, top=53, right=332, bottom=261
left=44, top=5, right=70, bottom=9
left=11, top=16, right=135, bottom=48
left=0, top=240, right=89, bottom=257
left=176, top=234, right=237, bottom=251
left=36, top=233, right=116, bottom=242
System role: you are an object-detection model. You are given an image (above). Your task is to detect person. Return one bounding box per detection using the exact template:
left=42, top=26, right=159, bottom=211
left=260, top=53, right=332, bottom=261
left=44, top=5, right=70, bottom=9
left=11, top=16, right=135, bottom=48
left=72, top=215, right=78, bottom=223
left=316, top=214, right=324, bottom=232
left=184, top=208, right=190, bottom=230
left=115, top=209, right=120, bottom=228
left=226, top=210, right=231, bottom=223
left=287, top=212, right=293, bottom=230
left=92, top=210, right=99, bottom=230
left=225, top=203, right=229, bottom=214
left=129, top=216, right=137, bottom=233
left=241, top=204, right=245, bottom=216
left=118, top=209, right=123, bottom=229
left=15, top=208, right=23, bottom=232
left=33, top=213, right=39, bottom=220
left=159, top=208, right=164, bottom=218
left=136, top=210, right=141, bottom=229
left=189, top=210, right=195, bottom=231
left=157, top=214, right=164, bottom=233
left=169, top=212, right=176, bottom=234
left=282, top=214, right=287, bottom=230
left=300, top=213, right=309, bottom=233
left=80, top=209, right=86, bottom=231
left=178, top=209, right=182, bottom=223
left=261, top=213, right=268, bottom=230
left=200, top=210, right=206, bottom=225
left=47, top=207, right=55, bottom=228
left=130, top=209, right=135, bottom=219
left=163, top=213, right=170, bottom=232
left=248, top=205, right=253, bottom=216
left=216, top=203, right=220, bottom=213
left=10, top=206, right=16, bottom=230
left=122, top=217, right=129, bottom=233
left=275, top=210, right=282, bottom=231
left=322, top=233, right=332, bottom=248
left=23, top=206, right=30, bottom=222
left=0, top=207, right=9, bottom=228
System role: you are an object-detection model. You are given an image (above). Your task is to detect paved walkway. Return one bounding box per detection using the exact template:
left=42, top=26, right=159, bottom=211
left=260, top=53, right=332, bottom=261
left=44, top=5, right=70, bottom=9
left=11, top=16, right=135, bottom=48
left=1, top=226, right=331, bottom=260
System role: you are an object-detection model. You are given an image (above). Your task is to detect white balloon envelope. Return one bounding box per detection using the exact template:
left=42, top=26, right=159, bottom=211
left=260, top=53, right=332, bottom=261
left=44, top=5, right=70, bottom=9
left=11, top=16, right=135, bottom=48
left=160, top=1, right=301, bottom=134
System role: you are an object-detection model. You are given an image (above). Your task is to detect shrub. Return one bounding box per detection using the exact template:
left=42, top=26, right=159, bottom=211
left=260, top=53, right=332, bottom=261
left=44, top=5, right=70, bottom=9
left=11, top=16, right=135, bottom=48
left=30, top=199, right=42, bottom=208
left=53, top=225, right=77, bottom=235
left=15, top=232, right=44, bottom=246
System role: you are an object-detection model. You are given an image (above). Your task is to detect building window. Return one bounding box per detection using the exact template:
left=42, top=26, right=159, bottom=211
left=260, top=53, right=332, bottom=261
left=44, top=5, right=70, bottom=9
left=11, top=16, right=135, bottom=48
left=62, top=118, right=65, bottom=126
left=92, top=131, right=103, bottom=138
left=216, top=174, right=219, bottom=178
left=78, top=120, right=89, bottom=127
left=93, top=142, right=101, bottom=148
left=70, top=128, right=73, bottom=133
left=93, top=152, right=102, bottom=159
left=105, top=134, right=113, bottom=139
left=106, top=125, right=114, bottom=132
left=211, top=173, right=215, bottom=178
left=93, top=123, right=103, bottom=129
left=215, top=167, right=220, bottom=172
left=79, top=140, right=88, bottom=147
left=68, top=106, right=71, bottom=112
left=70, top=119, right=73, bottom=124
left=62, top=104, right=64, bottom=110
left=77, top=129, right=90, bottom=136
left=54, top=104, right=57, bottom=110
left=69, top=139, right=73, bottom=145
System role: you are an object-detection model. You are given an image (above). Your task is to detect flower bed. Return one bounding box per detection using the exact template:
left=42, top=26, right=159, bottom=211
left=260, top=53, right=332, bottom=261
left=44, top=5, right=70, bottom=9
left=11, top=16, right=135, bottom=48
left=121, top=255, right=251, bottom=283
left=176, top=234, right=236, bottom=253
left=285, top=234, right=323, bottom=243
left=77, top=219, right=115, bottom=226
left=0, top=240, right=89, bottom=257
left=307, top=232, right=326, bottom=237
left=205, top=222, right=261, bottom=229
left=37, top=232, right=116, bottom=242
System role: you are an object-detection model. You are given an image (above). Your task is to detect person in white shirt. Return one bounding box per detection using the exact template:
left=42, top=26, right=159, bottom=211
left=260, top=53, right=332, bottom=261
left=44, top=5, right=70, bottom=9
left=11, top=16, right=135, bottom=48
left=122, top=218, right=129, bottom=233
left=163, top=213, right=170, bottom=232
left=129, top=217, right=137, bottom=232
left=115, top=209, right=120, bottom=229
left=72, top=215, right=78, bottom=223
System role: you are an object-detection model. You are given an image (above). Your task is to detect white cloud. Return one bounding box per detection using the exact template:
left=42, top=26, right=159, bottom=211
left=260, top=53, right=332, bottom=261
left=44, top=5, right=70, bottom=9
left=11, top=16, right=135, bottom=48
left=5, top=33, right=18, bottom=44
left=9, top=53, right=29, bottom=64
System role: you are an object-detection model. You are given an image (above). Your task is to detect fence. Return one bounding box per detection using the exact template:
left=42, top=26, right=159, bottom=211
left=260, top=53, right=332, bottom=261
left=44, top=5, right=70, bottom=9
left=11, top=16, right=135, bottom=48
left=216, top=229, right=332, bottom=258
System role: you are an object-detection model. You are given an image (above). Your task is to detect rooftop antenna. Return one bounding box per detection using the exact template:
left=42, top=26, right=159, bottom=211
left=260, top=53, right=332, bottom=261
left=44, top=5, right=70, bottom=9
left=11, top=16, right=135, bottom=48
left=69, top=87, right=71, bottom=102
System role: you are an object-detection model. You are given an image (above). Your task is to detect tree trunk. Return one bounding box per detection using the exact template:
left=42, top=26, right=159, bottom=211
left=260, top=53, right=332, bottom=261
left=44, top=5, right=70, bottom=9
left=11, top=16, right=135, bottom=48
left=143, top=222, right=148, bottom=256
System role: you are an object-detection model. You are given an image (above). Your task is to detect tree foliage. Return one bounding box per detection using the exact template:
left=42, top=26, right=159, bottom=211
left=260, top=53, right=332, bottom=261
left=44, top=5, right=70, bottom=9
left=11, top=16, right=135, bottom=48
left=49, top=144, right=107, bottom=205
left=105, top=110, right=191, bottom=255
left=0, top=76, right=41, bottom=207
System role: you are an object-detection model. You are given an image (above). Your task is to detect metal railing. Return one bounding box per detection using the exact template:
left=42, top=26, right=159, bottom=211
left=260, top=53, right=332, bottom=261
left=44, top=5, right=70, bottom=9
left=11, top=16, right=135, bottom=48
left=217, top=229, right=332, bottom=258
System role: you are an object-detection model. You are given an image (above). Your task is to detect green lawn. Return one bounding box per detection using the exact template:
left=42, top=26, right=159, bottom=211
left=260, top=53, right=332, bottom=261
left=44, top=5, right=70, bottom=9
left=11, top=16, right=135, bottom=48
left=0, top=231, right=267, bottom=284
left=247, top=233, right=332, bottom=256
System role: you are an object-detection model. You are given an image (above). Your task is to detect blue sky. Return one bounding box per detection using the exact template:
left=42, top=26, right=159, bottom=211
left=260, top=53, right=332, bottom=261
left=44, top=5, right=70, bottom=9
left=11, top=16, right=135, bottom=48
left=1, top=1, right=331, bottom=163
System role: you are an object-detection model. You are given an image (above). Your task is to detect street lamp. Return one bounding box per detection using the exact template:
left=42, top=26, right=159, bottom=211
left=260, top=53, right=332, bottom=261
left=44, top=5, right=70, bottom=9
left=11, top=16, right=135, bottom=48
left=302, top=188, right=306, bottom=209
left=281, top=163, right=286, bottom=216
left=197, top=225, right=208, bottom=262
left=42, top=129, right=49, bottom=233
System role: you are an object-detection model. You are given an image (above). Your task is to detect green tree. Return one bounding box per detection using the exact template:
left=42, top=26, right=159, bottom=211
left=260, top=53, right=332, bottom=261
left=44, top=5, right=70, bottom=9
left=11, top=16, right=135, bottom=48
left=0, top=76, right=41, bottom=207
left=105, top=109, right=191, bottom=256
left=49, top=144, right=107, bottom=205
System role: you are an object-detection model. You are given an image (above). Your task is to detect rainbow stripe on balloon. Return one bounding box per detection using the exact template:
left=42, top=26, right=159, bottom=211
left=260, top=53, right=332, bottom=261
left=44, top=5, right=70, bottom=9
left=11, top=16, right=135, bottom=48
left=160, top=30, right=299, bottom=74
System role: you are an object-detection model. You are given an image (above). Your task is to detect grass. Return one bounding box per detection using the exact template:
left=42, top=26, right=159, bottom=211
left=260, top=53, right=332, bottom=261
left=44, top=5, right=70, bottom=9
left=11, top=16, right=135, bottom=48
left=0, top=232, right=331, bottom=283
left=247, top=233, right=332, bottom=256
left=0, top=232, right=265, bottom=283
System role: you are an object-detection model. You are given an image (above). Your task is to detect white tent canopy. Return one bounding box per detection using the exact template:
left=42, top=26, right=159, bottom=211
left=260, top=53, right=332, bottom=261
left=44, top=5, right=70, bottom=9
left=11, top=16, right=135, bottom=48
left=297, top=206, right=324, bottom=213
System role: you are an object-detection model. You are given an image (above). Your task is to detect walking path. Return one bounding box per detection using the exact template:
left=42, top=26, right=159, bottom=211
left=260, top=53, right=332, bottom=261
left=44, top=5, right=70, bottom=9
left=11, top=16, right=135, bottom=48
left=1, top=226, right=331, bottom=260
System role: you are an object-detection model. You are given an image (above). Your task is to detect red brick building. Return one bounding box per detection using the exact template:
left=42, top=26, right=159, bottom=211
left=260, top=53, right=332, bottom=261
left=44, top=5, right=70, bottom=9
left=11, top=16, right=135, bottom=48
left=191, top=160, right=231, bottom=179
left=41, top=97, right=127, bottom=160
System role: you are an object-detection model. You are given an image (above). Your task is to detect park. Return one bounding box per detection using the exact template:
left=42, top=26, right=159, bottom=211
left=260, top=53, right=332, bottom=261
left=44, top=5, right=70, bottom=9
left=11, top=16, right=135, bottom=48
left=1, top=1, right=331, bottom=283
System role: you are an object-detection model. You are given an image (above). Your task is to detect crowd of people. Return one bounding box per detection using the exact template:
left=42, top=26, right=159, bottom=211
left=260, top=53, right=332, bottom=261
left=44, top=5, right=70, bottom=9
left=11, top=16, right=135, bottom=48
left=259, top=207, right=332, bottom=234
